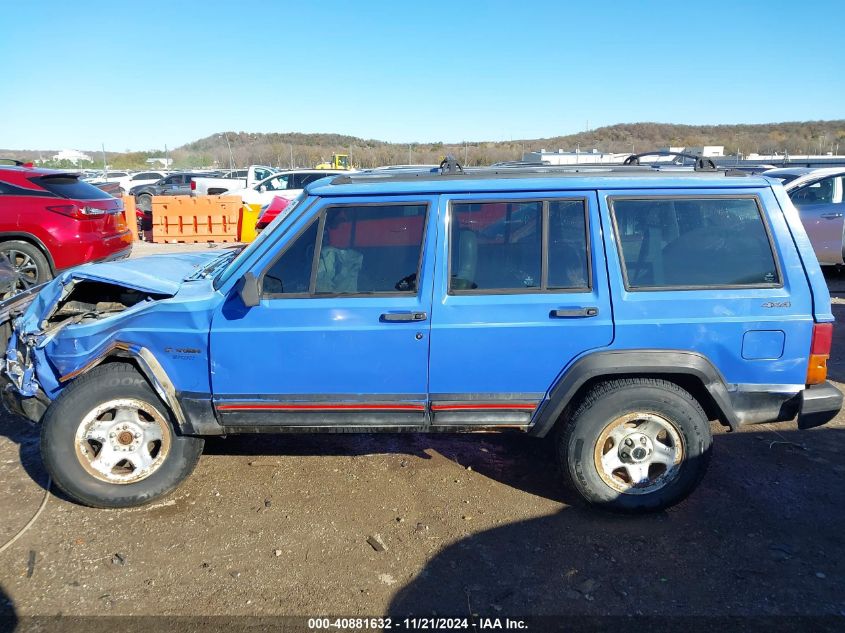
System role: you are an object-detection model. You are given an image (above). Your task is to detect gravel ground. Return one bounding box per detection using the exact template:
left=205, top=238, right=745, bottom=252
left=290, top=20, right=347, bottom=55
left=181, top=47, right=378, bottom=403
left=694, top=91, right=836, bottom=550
left=1, top=245, right=844, bottom=624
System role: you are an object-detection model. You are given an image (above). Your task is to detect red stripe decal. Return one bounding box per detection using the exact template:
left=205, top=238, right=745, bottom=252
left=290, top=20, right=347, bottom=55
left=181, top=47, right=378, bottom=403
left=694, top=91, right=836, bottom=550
left=431, top=403, right=537, bottom=411
left=218, top=403, right=426, bottom=412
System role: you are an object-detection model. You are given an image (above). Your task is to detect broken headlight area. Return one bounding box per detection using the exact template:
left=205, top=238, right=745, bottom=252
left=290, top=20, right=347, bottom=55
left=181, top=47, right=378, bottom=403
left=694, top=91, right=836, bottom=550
left=3, top=281, right=168, bottom=398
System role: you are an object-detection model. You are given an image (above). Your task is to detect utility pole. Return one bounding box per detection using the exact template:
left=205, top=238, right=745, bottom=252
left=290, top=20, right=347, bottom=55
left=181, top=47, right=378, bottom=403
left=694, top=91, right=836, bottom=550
left=465, top=141, right=468, bottom=165
left=224, top=133, right=235, bottom=171
left=101, top=143, right=107, bottom=175
left=408, top=144, right=412, bottom=165
left=165, top=144, right=168, bottom=169
left=290, top=144, right=294, bottom=169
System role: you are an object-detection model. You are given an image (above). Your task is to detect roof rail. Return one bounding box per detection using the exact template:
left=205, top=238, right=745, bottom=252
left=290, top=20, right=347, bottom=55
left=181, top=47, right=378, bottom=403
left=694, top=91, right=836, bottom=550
left=623, top=150, right=717, bottom=171
left=328, top=162, right=749, bottom=186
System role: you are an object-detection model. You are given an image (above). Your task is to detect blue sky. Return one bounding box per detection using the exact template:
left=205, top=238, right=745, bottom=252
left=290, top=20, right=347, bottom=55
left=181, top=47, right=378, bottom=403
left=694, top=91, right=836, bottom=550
left=1, top=0, right=843, bottom=151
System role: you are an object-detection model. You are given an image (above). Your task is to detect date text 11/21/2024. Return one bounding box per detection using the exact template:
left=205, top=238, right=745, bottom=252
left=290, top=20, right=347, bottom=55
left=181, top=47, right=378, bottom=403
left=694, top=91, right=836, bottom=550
left=307, top=617, right=528, bottom=629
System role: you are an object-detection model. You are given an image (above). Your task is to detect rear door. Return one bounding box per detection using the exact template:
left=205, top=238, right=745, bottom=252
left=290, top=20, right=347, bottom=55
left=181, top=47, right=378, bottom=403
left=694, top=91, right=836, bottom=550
left=427, top=191, right=613, bottom=426
left=789, top=174, right=845, bottom=264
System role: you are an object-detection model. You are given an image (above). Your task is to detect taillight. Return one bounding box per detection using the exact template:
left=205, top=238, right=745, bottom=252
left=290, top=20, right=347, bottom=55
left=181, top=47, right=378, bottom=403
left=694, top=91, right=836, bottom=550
left=807, top=323, right=833, bottom=385
left=46, top=204, right=106, bottom=219
left=190, top=180, right=196, bottom=190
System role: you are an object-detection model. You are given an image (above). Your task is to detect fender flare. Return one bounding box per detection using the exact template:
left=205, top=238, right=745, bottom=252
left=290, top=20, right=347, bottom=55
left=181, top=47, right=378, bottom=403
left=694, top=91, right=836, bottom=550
left=529, top=349, right=738, bottom=437
left=59, top=341, right=191, bottom=432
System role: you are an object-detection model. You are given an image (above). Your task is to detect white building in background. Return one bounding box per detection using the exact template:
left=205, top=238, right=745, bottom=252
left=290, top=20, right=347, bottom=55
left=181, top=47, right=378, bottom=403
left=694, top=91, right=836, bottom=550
left=51, top=149, right=92, bottom=164
left=522, top=148, right=631, bottom=165
left=523, top=145, right=727, bottom=165
left=145, top=157, right=173, bottom=168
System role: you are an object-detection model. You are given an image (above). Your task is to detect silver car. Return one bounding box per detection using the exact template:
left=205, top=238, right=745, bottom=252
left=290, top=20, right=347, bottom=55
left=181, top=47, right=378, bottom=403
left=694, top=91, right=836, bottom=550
left=765, top=167, right=845, bottom=265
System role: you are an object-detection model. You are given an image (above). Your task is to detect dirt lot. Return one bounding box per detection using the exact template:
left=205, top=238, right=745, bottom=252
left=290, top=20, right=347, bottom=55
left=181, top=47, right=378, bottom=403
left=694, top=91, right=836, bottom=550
left=1, top=244, right=845, bottom=626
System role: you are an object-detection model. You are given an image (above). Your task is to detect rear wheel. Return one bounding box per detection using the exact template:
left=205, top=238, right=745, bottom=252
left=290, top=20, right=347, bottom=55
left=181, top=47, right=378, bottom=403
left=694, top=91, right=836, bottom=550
left=0, top=240, right=51, bottom=293
left=136, top=193, right=152, bottom=214
left=557, top=378, right=712, bottom=513
left=41, top=364, right=204, bottom=508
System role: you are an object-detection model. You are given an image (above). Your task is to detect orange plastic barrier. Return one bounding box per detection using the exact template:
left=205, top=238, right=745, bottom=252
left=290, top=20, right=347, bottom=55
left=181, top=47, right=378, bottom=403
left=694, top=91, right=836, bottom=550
left=121, top=195, right=139, bottom=241
left=151, top=196, right=242, bottom=243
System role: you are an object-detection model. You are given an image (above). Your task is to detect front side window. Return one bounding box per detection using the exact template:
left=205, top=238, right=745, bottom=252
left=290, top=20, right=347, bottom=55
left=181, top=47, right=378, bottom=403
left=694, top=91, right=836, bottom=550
left=449, top=199, right=589, bottom=292
left=254, top=168, right=273, bottom=181
left=610, top=197, right=779, bottom=289
left=789, top=176, right=842, bottom=205
left=262, top=203, right=428, bottom=296
left=263, top=175, right=290, bottom=191
left=263, top=219, right=319, bottom=295
left=316, top=204, right=427, bottom=294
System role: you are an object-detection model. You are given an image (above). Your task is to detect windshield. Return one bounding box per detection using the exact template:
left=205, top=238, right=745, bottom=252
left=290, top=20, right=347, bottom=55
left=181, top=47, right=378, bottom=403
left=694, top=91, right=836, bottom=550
left=184, top=247, right=243, bottom=281
left=213, top=193, right=310, bottom=289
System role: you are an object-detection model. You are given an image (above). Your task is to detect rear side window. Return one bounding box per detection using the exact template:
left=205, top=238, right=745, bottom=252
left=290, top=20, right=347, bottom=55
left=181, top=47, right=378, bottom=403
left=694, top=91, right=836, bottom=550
left=449, top=199, right=590, bottom=292
left=610, top=197, right=779, bottom=289
left=30, top=176, right=111, bottom=200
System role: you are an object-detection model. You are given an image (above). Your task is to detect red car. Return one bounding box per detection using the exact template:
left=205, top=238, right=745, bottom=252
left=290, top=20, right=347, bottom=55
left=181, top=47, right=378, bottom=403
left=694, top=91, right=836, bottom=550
left=255, top=196, right=291, bottom=232
left=0, top=161, right=132, bottom=293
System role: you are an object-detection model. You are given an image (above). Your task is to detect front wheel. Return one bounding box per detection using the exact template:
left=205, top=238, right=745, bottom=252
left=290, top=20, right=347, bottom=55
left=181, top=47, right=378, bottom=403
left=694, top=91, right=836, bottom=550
left=557, top=378, right=712, bottom=513
left=41, top=364, right=204, bottom=508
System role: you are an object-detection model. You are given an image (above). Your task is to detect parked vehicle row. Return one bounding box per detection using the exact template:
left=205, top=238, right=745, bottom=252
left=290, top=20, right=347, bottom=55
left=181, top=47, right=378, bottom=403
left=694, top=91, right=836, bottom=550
left=0, top=163, right=839, bottom=514
left=0, top=163, right=132, bottom=293
left=189, top=165, right=278, bottom=196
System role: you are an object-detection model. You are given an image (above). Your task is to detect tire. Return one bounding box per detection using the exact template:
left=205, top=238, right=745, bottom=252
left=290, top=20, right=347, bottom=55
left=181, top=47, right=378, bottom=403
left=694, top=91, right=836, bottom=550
left=41, top=364, right=204, bottom=508
left=137, top=193, right=152, bottom=213
left=557, top=378, right=712, bottom=513
left=0, top=240, right=52, bottom=293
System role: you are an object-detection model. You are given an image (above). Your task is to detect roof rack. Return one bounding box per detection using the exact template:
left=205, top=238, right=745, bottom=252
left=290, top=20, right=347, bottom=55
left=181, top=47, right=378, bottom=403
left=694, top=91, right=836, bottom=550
left=623, top=150, right=718, bottom=171
left=329, top=162, right=748, bottom=186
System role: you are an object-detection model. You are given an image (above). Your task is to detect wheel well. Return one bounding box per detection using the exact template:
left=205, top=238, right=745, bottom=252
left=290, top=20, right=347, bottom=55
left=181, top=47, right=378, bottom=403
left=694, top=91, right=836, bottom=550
left=0, top=234, right=56, bottom=274
left=98, top=357, right=172, bottom=411
left=553, top=372, right=728, bottom=434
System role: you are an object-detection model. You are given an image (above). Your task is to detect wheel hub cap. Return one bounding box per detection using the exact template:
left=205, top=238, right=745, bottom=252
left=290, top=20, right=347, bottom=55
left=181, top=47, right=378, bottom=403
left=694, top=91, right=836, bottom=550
left=74, top=398, right=171, bottom=484
left=594, top=412, right=685, bottom=495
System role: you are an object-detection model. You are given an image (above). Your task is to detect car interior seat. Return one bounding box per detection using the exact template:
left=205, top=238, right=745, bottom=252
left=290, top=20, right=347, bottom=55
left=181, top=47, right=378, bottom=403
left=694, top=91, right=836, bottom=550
left=451, top=228, right=478, bottom=290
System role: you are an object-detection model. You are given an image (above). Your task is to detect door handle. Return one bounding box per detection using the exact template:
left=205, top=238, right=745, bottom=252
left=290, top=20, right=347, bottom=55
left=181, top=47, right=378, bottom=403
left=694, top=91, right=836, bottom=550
left=821, top=212, right=843, bottom=219
left=550, top=307, right=599, bottom=318
left=380, top=311, right=428, bottom=323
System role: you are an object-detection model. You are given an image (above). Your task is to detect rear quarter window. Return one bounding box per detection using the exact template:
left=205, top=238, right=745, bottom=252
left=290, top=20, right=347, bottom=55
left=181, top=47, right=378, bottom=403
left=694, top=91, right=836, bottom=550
left=610, top=196, right=779, bottom=289
left=30, top=176, right=111, bottom=200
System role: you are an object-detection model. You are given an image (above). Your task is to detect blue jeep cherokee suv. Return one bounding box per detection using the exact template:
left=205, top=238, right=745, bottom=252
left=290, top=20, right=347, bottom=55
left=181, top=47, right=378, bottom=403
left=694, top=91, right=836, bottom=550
left=0, top=165, right=840, bottom=512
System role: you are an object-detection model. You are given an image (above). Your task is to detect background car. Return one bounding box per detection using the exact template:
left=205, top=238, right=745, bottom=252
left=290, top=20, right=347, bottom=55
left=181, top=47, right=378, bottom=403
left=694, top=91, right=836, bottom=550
left=771, top=167, right=845, bottom=265
left=130, top=172, right=201, bottom=209
left=0, top=163, right=132, bottom=293
left=255, top=196, right=291, bottom=232
left=117, top=170, right=167, bottom=195
left=224, top=169, right=343, bottom=206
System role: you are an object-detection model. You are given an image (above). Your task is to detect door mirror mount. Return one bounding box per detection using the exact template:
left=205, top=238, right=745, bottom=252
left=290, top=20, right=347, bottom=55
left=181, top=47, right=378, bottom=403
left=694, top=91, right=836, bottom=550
left=237, top=272, right=260, bottom=307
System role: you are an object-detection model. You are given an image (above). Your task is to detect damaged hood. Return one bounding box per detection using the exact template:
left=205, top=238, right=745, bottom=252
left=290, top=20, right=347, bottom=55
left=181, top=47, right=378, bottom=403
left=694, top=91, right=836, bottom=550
left=15, top=251, right=223, bottom=335
left=61, top=251, right=225, bottom=295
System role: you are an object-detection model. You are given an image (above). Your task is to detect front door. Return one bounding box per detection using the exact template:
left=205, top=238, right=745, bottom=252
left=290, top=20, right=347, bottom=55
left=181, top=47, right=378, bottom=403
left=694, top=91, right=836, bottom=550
left=209, top=196, right=436, bottom=427
left=427, top=192, right=614, bottom=426
left=790, top=174, right=845, bottom=265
